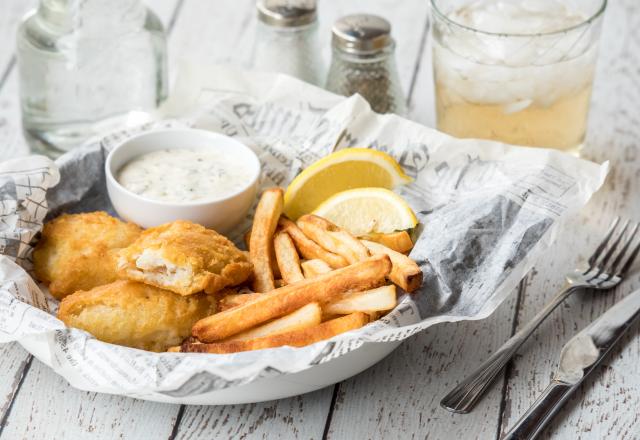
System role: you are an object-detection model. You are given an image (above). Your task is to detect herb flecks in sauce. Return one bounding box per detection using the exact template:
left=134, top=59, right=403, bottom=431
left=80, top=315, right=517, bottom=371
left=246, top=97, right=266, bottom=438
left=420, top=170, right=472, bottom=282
left=118, top=149, right=253, bottom=203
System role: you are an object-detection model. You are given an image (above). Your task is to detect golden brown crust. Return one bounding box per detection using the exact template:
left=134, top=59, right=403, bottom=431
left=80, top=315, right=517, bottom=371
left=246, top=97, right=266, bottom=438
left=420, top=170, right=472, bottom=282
left=182, top=312, right=367, bottom=353
left=117, top=220, right=253, bottom=296
left=192, top=255, right=391, bottom=342
left=58, top=280, right=217, bottom=352
left=33, top=211, right=142, bottom=299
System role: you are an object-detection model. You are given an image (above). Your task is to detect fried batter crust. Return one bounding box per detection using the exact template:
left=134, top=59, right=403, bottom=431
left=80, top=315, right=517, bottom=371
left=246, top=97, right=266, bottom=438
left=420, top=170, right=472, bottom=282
left=117, top=220, right=253, bottom=295
left=33, top=211, right=142, bottom=299
left=58, top=280, right=217, bottom=352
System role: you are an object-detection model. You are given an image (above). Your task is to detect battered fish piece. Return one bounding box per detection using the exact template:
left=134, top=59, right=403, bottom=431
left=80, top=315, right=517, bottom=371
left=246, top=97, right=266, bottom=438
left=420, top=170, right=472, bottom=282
left=33, top=211, right=142, bottom=299
left=117, top=220, right=253, bottom=296
left=58, top=280, right=217, bottom=352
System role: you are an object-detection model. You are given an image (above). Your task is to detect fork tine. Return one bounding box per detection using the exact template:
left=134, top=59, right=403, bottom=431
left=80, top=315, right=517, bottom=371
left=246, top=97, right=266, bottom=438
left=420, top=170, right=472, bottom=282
left=619, top=230, right=640, bottom=277
left=608, top=222, right=640, bottom=276
left=588, top=216, right=621, bottom=269
left=594, top=219, right=630, bottom=272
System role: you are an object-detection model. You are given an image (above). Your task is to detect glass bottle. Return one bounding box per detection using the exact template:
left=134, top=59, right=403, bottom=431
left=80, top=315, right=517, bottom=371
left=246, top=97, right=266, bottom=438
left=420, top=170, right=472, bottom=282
left=326, top=14, right=406, bottom=115
left=16, top=0, right=168, bottom=157
left=250, top=0, right=324, bottom=86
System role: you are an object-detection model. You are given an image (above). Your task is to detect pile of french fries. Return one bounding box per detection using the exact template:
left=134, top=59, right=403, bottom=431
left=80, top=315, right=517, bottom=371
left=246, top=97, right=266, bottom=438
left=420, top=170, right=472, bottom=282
left=171, top=188, right=422, bottom=354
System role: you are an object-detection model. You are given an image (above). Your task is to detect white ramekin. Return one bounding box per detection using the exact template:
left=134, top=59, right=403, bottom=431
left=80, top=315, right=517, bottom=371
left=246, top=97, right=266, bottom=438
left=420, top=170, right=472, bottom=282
left=105, top=128, right=260, bottom=233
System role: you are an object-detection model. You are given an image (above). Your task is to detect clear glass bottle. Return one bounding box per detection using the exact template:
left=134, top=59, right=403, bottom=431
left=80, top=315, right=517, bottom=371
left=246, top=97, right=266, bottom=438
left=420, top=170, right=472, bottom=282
left=250, top=0, right=324, bottom=86
left=326, top=14, right=406, bottom=115
left=16, top=0, right=168, bottom=157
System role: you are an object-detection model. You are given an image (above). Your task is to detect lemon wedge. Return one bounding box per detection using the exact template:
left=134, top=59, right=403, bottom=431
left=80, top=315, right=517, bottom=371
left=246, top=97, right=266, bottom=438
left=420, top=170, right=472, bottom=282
left=312, top=187, right=418, bottom=236
left=284, top=148, right=412, bottom=220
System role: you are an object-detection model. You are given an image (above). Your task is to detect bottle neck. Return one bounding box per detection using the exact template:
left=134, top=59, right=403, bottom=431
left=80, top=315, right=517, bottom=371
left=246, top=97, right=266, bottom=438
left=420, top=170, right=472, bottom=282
left=36, top=0, right=147, bottom=34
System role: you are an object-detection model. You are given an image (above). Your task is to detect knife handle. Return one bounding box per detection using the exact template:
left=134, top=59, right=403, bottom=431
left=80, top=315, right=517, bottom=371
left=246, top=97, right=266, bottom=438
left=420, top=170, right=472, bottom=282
left=502, top=380, right=575, bottom=440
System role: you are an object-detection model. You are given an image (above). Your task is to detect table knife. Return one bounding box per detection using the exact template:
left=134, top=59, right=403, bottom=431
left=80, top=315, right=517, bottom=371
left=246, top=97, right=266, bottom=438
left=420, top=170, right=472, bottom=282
left=502, top=288, right=640, bottom=440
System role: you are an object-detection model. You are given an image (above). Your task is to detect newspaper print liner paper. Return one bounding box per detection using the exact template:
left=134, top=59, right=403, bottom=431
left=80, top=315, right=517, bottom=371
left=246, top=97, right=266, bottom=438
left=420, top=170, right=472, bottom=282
left=0, top=67, right=608, bottom=398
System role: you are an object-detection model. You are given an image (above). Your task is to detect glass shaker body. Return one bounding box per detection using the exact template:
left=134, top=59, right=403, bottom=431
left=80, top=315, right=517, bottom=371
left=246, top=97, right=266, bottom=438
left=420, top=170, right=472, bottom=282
left=16, top=0, right=168, bottom=156
left=251, top=18, right=324, bottom=86
left=326, top=45, right=406, bottom=116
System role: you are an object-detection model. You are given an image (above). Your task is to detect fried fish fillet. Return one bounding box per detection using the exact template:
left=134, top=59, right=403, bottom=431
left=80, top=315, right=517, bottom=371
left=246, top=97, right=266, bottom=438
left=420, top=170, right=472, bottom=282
left=117, top=220, right=253, bottom=296
left=33, top=211, right=142, bottom=299
left=58, top=280, right=217, bottom=352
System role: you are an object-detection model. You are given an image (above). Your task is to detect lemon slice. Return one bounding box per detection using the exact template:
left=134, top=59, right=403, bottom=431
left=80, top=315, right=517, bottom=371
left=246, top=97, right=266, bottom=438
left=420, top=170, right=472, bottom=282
left=284, top=148, right=412, bottom=220
left=312, top=188, right=418, bottom=236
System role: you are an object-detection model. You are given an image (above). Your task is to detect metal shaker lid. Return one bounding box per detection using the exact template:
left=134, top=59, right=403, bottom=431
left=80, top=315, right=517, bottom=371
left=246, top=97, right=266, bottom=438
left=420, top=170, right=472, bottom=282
left=257, top=0, right=317, bottom=27
left=332, top=14, right=393, bottom=54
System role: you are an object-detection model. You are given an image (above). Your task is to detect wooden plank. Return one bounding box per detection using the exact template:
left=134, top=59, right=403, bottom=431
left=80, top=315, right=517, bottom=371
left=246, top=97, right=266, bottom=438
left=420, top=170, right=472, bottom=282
left=325, top=293, right=518, bottom=439
left=171, top=388, right=334, bottom=439
left=0, top=0, right=37, bottom=80
left=0, top=0, right=36, bottom=159
left=0, top=358, right=180, bottom=440
left=142, top=0, right=181, bottom=27
left=167, top=0, right=256, bottom=76
left=0, top=343, right=32, bottom=427
left=499, top=0, right=640, bottom=438
left=0, top=71, right=29, bottom=159
left=407, top=35, right=436, bottom=127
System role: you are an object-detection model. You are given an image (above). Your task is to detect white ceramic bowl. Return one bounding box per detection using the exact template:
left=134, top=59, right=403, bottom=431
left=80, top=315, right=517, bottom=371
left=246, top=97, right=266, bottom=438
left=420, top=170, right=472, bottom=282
left=105, top=129, right=260, bottom=233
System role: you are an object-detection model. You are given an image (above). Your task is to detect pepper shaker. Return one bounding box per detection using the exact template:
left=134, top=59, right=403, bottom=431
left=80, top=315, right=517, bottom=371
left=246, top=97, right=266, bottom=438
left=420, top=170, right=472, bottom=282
left=250, top=0, right=324, bottom=86
left=326, top=14, right=406, bottom=115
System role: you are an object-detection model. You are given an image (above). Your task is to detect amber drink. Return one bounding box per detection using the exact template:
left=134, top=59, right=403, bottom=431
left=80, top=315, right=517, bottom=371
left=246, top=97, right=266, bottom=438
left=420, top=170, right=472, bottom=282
left=431, top=0, right=607, bottom=153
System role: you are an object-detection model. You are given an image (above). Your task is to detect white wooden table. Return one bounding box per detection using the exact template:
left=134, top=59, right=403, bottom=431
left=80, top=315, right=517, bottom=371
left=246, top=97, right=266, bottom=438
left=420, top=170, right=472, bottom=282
left=0, top=1, right=639, bottom=439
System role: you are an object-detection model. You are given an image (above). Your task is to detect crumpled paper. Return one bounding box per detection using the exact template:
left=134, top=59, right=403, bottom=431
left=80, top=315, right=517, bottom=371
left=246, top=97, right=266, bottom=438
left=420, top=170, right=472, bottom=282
left=0, top=65, right=607, bottom=400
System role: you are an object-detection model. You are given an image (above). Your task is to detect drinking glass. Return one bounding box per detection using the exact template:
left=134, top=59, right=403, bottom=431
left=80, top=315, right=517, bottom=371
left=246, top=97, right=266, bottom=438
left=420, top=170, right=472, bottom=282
left=431, top=0, right=607, bottom=153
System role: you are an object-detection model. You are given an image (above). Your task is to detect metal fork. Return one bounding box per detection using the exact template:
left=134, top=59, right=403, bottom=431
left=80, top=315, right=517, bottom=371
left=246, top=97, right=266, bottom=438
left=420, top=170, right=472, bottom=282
left=441, top=217, right=640, bottom=414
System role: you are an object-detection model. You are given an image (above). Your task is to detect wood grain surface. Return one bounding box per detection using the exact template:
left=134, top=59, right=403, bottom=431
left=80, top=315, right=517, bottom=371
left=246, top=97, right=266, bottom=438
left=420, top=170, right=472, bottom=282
left=0, top=0, right=638, bottom=439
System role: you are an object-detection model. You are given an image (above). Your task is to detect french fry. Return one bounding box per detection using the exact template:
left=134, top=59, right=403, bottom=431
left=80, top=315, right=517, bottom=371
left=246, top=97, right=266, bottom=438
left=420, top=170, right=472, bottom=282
left=324, top=285, right=396, bottom=315
left=296, top=215, right=369, bottom=264
left=249, top=188, right=284, bottom=292
left=226, top=302, right=322, bottom=341
left=192, top=255, right=391, bottom=342
left=274, top=231, right=304, bottom=284
left=361, top=240, right=422, bottom=292
left=218, top=292, right=264, bottom=311
left=183, top=312, right=368, bottom=353
left=301, top=259, right=332, bottom=278
left=362, top=231, right=414, bottom=254
left=279, top=217, right=348, bottom=268
left=245, top=228, right=281, bottom=278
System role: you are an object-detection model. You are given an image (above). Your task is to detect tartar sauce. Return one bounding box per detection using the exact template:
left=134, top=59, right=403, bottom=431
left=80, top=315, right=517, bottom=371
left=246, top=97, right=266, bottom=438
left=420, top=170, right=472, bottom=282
left=117, top=149, right=254, bottom=203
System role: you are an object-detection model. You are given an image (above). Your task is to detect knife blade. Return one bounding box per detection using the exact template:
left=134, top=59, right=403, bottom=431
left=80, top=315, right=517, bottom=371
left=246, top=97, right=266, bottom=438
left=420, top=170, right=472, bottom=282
left=503, top=288, right=640, bottom=440
left=556, top=287, right=640, bottom=384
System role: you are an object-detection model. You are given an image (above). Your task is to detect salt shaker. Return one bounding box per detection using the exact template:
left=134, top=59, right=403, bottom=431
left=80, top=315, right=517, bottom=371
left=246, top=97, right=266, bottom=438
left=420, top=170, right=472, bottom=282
left=250, top=0, right=324, bottom=86
left=16, top=0, right=167, bottom=157
left=326, top=14, right=406, bottom=115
